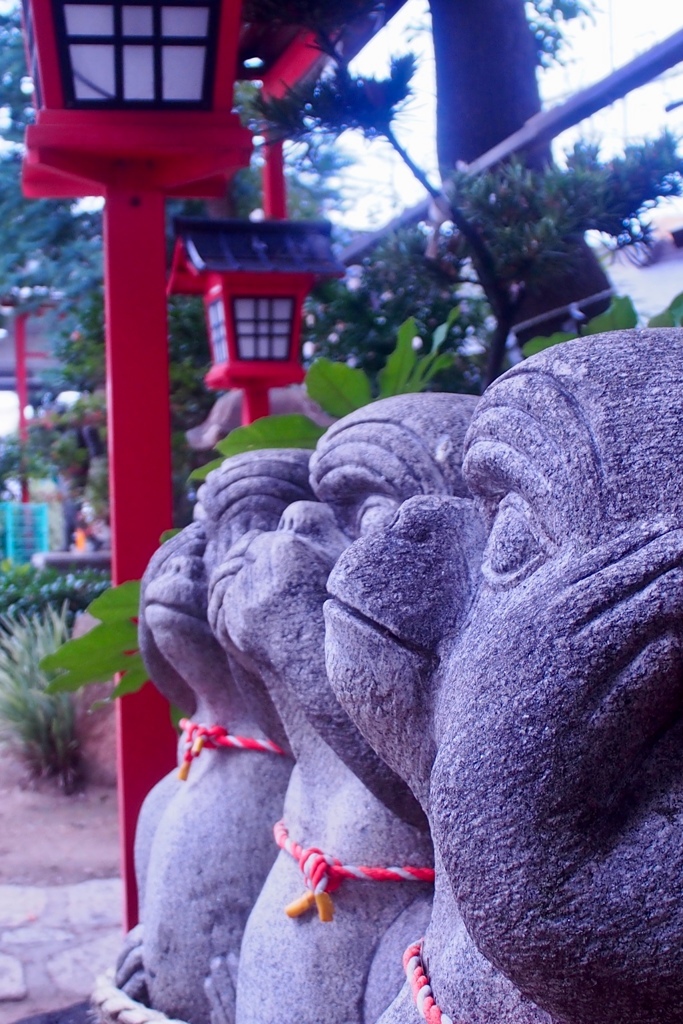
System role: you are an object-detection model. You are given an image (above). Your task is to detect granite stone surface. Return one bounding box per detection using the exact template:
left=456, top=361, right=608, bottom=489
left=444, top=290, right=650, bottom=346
left=116, top=451, right=315, bottom=1024
left=208, top=395, right=477, bottom=1024
left=326, top=329, right=683, bottom=1024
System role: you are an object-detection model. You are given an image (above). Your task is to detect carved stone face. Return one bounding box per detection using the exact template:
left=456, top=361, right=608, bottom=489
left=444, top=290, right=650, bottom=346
left=140, top=449, right=313, bottom=729
left=140, top=522, right=217, bottom=714
left=209, top=393, right=479, bottom=826
left=327, top=329, right=683, bottom=1024
left=325, top=494, right=485, bottom=809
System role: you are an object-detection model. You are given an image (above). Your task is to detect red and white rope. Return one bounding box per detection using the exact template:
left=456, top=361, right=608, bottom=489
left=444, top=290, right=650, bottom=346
left=274, top=820, right=434, bottom=921
left=403, top=940, right=455, bottom=1024
left=178, top=718, right=285, bottom=780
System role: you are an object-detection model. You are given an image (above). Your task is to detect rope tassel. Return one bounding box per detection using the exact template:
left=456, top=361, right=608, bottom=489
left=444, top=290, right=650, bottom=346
left=178, top=719, right=285, bottom=780
left=274, top=821, right=434, bottom=923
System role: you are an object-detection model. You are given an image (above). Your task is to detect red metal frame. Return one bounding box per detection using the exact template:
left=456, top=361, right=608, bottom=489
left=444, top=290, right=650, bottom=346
left=24, top=0, right=65, bottom=108
left=23, top=110, right=252, bottom=198
left=20, top=0, right=254, bottom=930
left=261, top=30, right=322, bottom=101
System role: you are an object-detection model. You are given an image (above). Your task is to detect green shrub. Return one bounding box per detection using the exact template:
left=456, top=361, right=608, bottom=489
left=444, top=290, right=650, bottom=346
left=0, top=563, right=110, bottom=627
left=0, top=605, right=81, bottom=791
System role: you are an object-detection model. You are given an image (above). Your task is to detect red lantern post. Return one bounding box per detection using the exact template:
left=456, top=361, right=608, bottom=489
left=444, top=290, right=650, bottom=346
left=168, top=218, right=344, bottom=423
left=19, top=0, right=404, bottom=929
left=20, top=0, right=251, bottom=928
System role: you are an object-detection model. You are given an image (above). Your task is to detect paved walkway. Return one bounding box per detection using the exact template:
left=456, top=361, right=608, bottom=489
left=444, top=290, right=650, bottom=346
left=0, top=879, right=122, bottom=1024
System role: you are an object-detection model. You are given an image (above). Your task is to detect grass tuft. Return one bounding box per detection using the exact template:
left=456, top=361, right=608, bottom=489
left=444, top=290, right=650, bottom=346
left=0, top=604, right=82, bottom=792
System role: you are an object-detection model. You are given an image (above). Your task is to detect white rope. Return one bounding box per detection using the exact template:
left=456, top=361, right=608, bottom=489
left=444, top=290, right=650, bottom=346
left=91, top=971, right=189, bottom=1024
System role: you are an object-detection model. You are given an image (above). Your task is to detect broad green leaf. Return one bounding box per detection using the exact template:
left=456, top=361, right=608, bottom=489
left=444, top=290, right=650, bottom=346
left=648, top=309, right=675, bottom=328
left=109, top=661, right=151, bottom=699
left=648, top=291, right=683, bottom=328
left=522, top=330, right=577, bottom=357
left=431, top=308, right=460, bottom=352
left=215, top=414, right=326, bottom=458
left=305, top=358, right=372, bottom=417
left=42, top=579, right=143, bottom=694
left=190, top=456, right=224, bottom=482
left=378, top=317, right=419, bottom=397
left=43, top=620, right=142, bottom=692
left=583, top=295, right=638, bottom=335
left=407, top=352, right=456, bottom=390
left=87, top=580, right=140, bottom=622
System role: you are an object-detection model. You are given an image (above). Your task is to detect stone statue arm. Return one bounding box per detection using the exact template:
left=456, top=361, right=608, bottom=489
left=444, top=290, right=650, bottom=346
left=433, top=519, right=683, bottom=1024
left=209, top=509, right=427, bottom=826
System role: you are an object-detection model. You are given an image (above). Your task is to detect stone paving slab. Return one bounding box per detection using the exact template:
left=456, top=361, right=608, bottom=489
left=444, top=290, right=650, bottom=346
left=0, top=879, right=122, bottom=1024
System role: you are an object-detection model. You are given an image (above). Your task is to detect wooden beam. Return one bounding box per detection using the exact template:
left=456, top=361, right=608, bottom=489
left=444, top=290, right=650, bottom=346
left=342, top=26, right=683, bottom=264
left=468, top=27, right=683, bottom=174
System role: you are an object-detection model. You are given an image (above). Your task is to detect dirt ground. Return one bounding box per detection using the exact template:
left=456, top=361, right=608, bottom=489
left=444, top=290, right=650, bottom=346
left=0, top=758, right=120, bottom=886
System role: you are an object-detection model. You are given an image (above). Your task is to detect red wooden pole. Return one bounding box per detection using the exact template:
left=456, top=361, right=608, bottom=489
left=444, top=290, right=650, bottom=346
left=263, top=140, right=287, bottom=221
left=104, top=187, right=176, bottom=930
left=242, top=385, right=270, bottom=424
left=15, top=312, right=30, bottom=504
left=247, top=141, right=287, bottom=423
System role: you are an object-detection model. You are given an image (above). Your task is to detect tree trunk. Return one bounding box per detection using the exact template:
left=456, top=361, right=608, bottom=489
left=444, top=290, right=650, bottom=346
left=429, top=0, right=611, bottom=384
left=429, top=0, right=548, bottom=173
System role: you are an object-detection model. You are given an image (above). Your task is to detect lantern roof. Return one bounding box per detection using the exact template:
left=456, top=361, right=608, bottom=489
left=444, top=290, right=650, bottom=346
left=172, top=216, right=345, bottom=278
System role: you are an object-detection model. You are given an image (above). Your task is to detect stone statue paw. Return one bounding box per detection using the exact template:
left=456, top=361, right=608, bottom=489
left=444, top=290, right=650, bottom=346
left=204, top=953, right=238, bottom=1024
left=115, top=923, right=149, bottom=1005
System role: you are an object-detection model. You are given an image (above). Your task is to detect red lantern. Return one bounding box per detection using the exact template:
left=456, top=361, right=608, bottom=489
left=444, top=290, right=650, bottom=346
left=19, top=0, right=253, bottom=934
left=20, top=0, right=251, bottom=197
left=169, top=217, right=344, bottom=421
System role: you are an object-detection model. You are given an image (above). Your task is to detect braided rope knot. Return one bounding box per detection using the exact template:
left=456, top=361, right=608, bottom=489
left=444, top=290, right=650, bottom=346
left=178, top=718, right=285, bottom=780
left=274, top=820, right=434, bottom=923
left=403, top=940, right=454, bottom=1024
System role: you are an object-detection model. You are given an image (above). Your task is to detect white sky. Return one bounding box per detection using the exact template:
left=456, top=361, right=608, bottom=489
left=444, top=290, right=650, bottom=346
left=336, top=0, right=683, bottom=228
left=2, top=1, right=681, bottom=437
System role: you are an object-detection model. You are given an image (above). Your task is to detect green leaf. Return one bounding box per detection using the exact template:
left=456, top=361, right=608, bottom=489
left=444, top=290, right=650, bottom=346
left=160, top=528, right=181, bottom=544
left=87, top=580, right=140, bottom=622
left=190, top=456, right=224, bottom=482
left=430, top=308, right=460, bottom=352
left=583, top=295, right=638, bottom=335
left=305, top=358, right=372, bottom=417
left=109, top=661, right=150, bottom=699
left=407, top=352, right=456, bottom=391
left=43, top=620, right=142, bottom=692
left=648, top=291, right=683, bottom=328
left=647, top=309, right=675, bottom=328
left=215, top=414, right=326, bottom=458
left=522, top=330, right=578, bottom=357
left=42, top=580, right=143, bottom=694
left=378, top=317, right=419, bottom=397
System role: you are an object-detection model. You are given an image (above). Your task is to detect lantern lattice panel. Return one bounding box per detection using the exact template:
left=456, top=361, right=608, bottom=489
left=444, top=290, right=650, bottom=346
left=53, top=0, right=220, bottom=108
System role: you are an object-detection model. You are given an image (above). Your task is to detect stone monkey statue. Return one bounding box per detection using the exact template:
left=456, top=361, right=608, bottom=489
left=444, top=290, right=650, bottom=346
left=207, top=394, right=477, bottom=1024
left=326, top=329, right=683, bottom=1024
left=116, top=449, right=313, bottom=1024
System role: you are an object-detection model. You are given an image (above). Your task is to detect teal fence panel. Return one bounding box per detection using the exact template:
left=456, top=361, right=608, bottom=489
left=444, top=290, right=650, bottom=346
left=0, top=503, right=50, bottom=564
